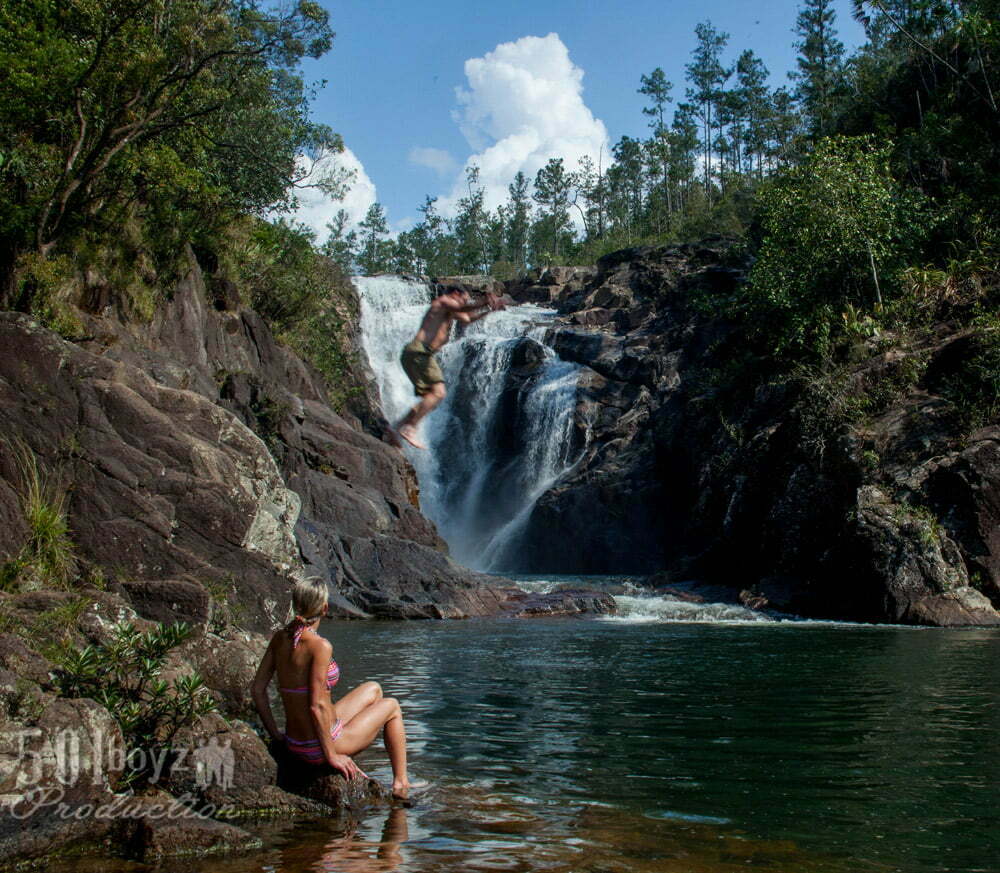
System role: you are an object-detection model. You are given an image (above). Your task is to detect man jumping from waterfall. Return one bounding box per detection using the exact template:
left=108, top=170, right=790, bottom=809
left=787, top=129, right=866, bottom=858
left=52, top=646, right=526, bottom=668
left=394, top=287, right=506, bottom=450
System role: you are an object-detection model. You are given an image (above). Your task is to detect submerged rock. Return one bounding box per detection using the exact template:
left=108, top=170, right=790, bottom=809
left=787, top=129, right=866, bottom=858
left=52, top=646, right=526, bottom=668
left=114, top=791, right=262, bottom=861
left=499, top=587, right=617, bottom=617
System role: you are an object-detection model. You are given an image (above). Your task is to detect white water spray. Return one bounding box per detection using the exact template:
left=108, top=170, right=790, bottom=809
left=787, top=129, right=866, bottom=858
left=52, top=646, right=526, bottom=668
left=353, top=276, right=583, bottom=572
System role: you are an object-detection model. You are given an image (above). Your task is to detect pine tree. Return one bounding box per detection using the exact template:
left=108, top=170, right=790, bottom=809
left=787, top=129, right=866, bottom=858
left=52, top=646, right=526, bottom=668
left=792, top=0, right=847, bottom=137
left=453, top=166, right=489, bottom=273
left=639, top=68, right=675, bottom=216
left=356, top=203, right=391, bottom=275
left=734, top=50, right=771, bottom=177
left=685, top=21, right=731, bottom=197
left=608, top=136, right=645, bottom=242
left=321, top=209, right=358, bottom=273
left=575, top=154, right=608, bottom=241
left=504, top=172, right=533, bottom=271
left=532, top=158, right=575, bottom=264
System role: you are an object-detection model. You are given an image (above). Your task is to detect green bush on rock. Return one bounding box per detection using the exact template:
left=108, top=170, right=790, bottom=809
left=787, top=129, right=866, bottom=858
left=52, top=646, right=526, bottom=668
left=747, top=136, right=932, bottom=360
left=54, top=621, right=218, bottom=787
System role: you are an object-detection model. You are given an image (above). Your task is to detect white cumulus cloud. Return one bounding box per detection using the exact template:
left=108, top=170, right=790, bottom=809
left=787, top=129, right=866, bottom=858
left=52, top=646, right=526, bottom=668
left=408, top=147, right=458, bottom=176
left=439, top=33, right=609, bottom=216
left=287, top=146, right=377, bottom=243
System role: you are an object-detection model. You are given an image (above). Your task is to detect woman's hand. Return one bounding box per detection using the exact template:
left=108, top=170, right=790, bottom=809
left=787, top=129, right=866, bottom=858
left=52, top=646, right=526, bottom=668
left=328, top=753, right=365, bottom=781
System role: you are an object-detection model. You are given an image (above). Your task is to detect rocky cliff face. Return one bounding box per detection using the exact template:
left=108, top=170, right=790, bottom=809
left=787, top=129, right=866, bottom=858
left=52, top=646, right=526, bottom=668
left=0, top=247, right=522, bottom=627
left=504, top=245, right=1000, bottom=627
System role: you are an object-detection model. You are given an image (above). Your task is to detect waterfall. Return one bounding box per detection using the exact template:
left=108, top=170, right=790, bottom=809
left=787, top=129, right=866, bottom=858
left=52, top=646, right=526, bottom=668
left=353, top=275, right=583, bottom=572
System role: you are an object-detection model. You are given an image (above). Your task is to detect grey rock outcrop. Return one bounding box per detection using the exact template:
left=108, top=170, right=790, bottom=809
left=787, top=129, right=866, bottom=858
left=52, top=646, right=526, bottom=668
left=0, top=249, right=531, bottom=625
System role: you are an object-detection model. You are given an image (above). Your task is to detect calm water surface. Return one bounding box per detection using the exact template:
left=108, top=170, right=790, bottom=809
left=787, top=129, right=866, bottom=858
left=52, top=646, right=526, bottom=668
left=58, top=595, right=1000, bottom=873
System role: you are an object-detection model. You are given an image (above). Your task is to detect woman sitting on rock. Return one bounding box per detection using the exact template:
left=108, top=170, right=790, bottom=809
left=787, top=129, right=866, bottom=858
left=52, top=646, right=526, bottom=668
left=251, top=576, right=412, bottom=799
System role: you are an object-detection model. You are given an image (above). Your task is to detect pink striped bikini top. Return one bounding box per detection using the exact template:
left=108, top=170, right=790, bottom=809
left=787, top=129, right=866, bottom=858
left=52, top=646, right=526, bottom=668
left=278, top=620, right=340, bottom=694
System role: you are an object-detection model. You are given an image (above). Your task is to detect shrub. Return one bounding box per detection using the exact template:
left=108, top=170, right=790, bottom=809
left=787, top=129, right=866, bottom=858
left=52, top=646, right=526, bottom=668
left=746, top=136, right=932, bottom=360
left=935, top=328, right=1000, bottom=432
left=54, top=622, right=217, bottom=786
left=218, top=217, right=360, bottom=405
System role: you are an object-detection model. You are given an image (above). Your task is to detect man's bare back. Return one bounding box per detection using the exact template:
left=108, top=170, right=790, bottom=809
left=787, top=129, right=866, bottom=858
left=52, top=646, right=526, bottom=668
left=414, top=293, right=469, bottom=351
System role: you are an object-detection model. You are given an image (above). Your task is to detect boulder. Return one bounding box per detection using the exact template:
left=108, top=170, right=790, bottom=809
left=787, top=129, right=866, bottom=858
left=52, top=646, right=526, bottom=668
left=925, top=428, right=1000, bottom=605
left=0, top=634, right=53, bottom=688
left=119, top=579, right=211, bottom=628
left=431, top=275, right=503, bottom=296
left=114, top=790, right=261, bottom=861
left=171, top=631, right=268, bottom=719
left=499, top=588, right=617, bottom=617
left=271, top=739, right=390, bottom=813
left=0, top=313, right=300, bottom=632
left=850, top=486, right=1000, bottom=625
left=0, top=696, right=126, bottom=861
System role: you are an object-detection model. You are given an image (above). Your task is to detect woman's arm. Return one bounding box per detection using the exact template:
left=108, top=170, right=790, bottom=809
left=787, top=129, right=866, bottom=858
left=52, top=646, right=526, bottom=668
left=307, top=638, right=362, bottom=780
left=250, top=635, right=283, bottom=741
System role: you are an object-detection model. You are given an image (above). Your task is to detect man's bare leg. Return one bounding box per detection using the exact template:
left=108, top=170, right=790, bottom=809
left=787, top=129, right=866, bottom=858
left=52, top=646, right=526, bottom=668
left=396, top=383, right=446, bottom=449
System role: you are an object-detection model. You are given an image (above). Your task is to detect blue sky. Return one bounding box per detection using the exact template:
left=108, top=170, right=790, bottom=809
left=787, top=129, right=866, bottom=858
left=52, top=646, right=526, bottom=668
left=291, top=0, right=867, bottom=238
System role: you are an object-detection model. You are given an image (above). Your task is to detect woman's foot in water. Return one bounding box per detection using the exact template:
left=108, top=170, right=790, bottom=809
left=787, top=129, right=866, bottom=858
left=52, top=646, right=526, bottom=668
left=392, top=777, right=430, bottom=800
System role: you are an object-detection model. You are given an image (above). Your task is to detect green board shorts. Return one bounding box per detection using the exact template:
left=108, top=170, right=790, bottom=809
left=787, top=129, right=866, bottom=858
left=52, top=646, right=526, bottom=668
left=400, top=339, right=444, bottom=396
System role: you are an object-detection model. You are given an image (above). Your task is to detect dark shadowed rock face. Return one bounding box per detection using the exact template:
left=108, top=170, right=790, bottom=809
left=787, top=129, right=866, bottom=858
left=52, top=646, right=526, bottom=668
left=504, top=242, right=1000, bottom=626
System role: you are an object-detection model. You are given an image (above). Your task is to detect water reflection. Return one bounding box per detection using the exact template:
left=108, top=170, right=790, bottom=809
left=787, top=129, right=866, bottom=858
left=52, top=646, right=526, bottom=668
left=277, top=807, right=410, bottom=873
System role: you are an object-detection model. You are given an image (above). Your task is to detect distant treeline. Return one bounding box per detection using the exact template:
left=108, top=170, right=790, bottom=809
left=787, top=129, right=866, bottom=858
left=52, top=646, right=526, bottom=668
left=1, top=1, right=997, bottom=383
left=328, top=0, right=998, bottom=288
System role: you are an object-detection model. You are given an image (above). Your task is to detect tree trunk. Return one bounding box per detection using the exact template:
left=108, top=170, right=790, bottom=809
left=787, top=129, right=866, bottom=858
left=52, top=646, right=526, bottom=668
left=867, top=243, right=883, bottom=307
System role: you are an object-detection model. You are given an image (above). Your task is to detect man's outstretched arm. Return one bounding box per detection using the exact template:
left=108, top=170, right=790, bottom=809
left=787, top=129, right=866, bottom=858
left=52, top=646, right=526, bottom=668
left=439, top=292, right=505, bottom=313
left=455, top=307, right=493, bottom=324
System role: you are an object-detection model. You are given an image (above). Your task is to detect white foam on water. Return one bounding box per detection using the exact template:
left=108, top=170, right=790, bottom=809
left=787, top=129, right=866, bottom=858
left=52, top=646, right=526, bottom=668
left=607, top=594, right=777, bottom=624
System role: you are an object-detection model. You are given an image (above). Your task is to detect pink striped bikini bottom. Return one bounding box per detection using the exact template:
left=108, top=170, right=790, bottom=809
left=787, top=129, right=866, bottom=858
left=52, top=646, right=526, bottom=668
left=284, top=719, right=344, bottom=765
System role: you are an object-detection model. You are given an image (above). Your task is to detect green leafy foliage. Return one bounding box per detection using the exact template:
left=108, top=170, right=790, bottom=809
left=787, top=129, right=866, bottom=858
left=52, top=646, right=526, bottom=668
left=746, top=136, right=931, bottom=358
left=218, top=216, right=359, bottom=403
left=54, top=621, right=217, bottom=786
left=0, top=0, right=336, bottom=299
left=934, top=329, right=1000, bottom=432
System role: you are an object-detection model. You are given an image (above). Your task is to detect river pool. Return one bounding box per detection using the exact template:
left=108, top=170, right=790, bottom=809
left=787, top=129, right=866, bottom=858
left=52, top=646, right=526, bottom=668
left=56, top=580, right=1000, bottom=873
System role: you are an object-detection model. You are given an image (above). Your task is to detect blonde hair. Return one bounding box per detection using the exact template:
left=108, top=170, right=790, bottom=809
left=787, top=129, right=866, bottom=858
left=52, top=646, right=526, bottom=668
left=288, top=576, right=329, bottom=623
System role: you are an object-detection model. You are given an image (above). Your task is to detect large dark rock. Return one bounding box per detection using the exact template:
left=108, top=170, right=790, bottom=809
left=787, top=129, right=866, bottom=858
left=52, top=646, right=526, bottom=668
left=499, top=588, right=617, bottom=617
left=170, top=630, right=269, bottom=719
left=163, top=713, right=341, bottom=816
left=499, top=243, right=1000, bottom=626
left=119, top=579, right=211, bottom=627
left=270, top=738, right=391, bottom=813
left=0, top=696, right=125, bottom=861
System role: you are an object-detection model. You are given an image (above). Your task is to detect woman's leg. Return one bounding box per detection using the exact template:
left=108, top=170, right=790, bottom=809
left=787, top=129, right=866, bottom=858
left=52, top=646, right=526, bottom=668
left=335, top=697, right=409, bottom=796
left=333, top=681, right=382, bottom=724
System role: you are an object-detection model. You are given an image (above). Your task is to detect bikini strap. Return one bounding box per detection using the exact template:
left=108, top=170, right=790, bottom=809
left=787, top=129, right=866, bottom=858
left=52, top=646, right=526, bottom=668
left=289, top=616, right=313, bottom=649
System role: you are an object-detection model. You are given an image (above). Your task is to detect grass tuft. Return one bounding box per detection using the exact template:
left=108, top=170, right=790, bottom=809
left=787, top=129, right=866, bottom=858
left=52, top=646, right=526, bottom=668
left=0, top=440, right=77, bottom=591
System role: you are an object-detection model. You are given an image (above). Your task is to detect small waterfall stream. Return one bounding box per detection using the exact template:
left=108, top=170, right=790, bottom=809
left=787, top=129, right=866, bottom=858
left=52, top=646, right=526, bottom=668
left=354, top=275, right=583, bottom=572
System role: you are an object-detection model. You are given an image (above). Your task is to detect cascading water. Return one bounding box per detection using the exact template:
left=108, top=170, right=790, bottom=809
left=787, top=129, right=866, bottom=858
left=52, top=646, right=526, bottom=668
left=353, top=275, right=584, bottom=572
